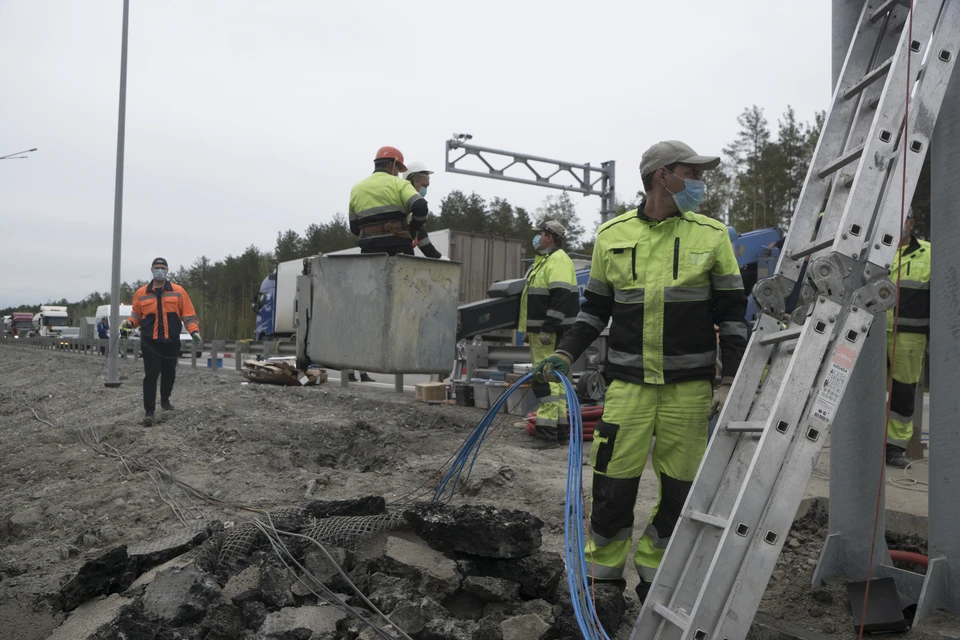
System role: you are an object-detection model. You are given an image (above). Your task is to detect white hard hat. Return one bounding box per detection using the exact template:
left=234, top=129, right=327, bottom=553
left=403, top=161, right=433, bottom=178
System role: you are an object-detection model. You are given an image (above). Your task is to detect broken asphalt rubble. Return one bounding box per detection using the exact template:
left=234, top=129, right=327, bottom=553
left=47, top=498, right=627, bottom=639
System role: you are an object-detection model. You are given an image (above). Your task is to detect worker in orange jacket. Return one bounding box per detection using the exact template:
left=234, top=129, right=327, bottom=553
left=122, top=257, right=201, bottom=426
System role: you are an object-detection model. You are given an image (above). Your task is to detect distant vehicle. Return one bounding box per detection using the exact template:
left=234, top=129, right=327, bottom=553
left=10, top=312, right=35, bottom=338
left=33, top=305, right=69, bottom=337
left=57, top=327, right=80, bottom=349
left=254, top=258, right=304, bottom=341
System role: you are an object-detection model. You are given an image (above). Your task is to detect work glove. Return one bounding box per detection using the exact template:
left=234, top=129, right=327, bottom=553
left=710, top=380, right=733, bottom=417
left=191, top=332, right=202, bottom=346
left=532, top=353, right=571, bottom=384
left=120, top=319, right=133, bottom=330
left=539, top=332, right=554, bottom=346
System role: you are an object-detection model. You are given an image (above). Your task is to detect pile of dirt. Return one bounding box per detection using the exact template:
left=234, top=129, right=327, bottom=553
left=44, top=499, right=628, bottom=639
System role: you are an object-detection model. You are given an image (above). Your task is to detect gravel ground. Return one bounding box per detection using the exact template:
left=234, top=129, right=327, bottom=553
left=0, top=345, right=957, bottom=639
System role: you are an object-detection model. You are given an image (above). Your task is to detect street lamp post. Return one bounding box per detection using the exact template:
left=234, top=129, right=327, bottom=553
left=105, top=0, right=130, bottom=389
left=0, top=148, right=37, bottom=160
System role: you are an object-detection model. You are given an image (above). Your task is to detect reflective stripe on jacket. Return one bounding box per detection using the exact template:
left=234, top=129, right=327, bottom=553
left=887, top=236, right=930, bottom=335
left=130, top=281, right=200, bottom=341
left=348, top=172, right=423, bottom=239
left=559, top=206, right=748, bottom=385
left=519, top=247, right=580, bottom=335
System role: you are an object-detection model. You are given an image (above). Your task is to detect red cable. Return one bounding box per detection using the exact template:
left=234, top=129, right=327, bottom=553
left=889, top=549, right=928, bottom=567
left=858, top=5, right=913, bottom=637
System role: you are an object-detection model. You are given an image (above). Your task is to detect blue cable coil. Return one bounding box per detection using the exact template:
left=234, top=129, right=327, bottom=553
left=433, top=372, right=611, bottom=639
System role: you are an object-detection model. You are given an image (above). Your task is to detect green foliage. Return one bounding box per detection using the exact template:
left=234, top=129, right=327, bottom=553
left=534, top=193, right=586, bottom=250
left=714, top=105, right=824, bottom=232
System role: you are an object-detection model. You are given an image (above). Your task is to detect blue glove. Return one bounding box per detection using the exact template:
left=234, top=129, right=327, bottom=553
left=191, top=332, right=202, bottom=346
left=532, top=353, right=571, bottom=384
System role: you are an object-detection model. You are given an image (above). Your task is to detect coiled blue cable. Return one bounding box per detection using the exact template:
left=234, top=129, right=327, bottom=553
left=431, top=371, right=610, bottom=639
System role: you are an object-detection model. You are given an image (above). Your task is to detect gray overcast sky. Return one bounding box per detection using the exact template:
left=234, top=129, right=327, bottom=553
left=0, top=0, right=832, bottom=308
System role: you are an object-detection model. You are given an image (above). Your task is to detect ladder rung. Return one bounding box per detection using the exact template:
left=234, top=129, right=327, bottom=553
left=789, top=235, right=835, bottom=260
left=688, top=510, right=730, bottom=529
left=818, top=144, right=864, bottom=178
left=725, top=421, right=766, bottom=434
left=844, top=56, right=893, bottom=99
left=870, top=0, right=909, bottom=23
left=652, top=603, right=690, bottom=631
left=758, top=327, right=802, bottom=346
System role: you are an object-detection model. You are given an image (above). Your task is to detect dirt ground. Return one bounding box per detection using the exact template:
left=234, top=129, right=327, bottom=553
left=0, top=345, right=957, bottom=640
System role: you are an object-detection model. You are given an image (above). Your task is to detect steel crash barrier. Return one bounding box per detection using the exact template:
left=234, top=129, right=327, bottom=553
left=0, top=336, right=296, bottom=374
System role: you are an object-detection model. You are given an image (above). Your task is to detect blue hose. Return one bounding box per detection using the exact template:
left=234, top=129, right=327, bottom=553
left=432, top=372, right=611, bottom=639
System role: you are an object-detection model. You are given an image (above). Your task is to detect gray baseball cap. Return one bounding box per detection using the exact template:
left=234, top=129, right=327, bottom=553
left=639, top=140, right=721, bottom=178
left=537, top=220, right=566, bottom=239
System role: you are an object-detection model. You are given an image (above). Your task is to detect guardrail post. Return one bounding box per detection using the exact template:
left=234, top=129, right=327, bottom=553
left=191, top=342, right=198, bottom=368
left=395, top=374, right=403, bottom=394
left=235, top=342, right=245, bottom=373
left=264, top=340, right=276, bottom=359
left=212, top=340, right=224, bottom=372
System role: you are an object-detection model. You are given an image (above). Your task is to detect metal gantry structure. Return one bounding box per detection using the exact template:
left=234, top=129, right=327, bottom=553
left=629, top=0, right=960, bottom=638
left=444, top=134, right=618, bottom=223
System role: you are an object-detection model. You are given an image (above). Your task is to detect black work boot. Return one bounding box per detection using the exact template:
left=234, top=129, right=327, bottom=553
left=143, top=411, right=155, bottom=427
left=886, top=444, right=909, bottom=469
left=347, top=372, right=357, bottom=382
left=160, top=400, right=174, bottom=411
left=635, top=579, right=652, bottom=604
left=360, top=373, right=376, bottom=383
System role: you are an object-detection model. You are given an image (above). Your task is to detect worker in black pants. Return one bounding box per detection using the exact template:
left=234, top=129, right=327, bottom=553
left=140, top=339, right=181, bottom=420
left=122, top=257, right=202, bottom=426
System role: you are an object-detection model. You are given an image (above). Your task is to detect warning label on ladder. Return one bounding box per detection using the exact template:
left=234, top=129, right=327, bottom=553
left=811, top=344, right=857, bottom=425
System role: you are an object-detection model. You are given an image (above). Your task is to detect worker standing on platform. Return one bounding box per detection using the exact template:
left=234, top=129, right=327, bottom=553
left=349, top=146, right=428, bottom=256
left=885, top=210, right=930, bottom=468
left=403, top=161, right=442, bottom=259
left=519, top=221, right=580, bottom=447
left=532, top=141, right=748, bottom=602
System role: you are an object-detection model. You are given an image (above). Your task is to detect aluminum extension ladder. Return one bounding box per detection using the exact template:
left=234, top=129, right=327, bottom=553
left=630, top=2, right=960, bottom=639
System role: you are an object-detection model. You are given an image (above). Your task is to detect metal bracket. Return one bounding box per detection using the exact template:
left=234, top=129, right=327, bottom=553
left=808, top=255, right=848, bottom=302
left=445, top=136, right=617, bottom=222
left=851, top=277, right=898, bottom=315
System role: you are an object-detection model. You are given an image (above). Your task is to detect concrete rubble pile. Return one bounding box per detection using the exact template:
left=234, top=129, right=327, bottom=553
left=46, top=497, right=626, bottom=639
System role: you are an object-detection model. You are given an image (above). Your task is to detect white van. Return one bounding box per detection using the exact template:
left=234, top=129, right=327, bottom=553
left=93, top=304, right=135, bottom=333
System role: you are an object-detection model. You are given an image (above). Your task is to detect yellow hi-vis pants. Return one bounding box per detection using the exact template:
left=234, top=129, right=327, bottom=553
left=530, top=336, right=569, bottom=442
left=886, top=331, right=927, bottom=448
left=585, top=379, right=711, bottom=582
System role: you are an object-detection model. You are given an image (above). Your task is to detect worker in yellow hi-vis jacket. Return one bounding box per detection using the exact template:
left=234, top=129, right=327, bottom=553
left=885, top=210, right=930, bottom=469
left=532, top=140, right=748, bottom=603
left=518, top=221, right=580, bottom=447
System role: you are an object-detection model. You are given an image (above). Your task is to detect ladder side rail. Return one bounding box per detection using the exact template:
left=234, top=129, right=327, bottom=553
left=856, top=0, right=960, bottom=274
left=773, top=4, right=907, bottom=297
left=681, top=301, right=844, bottom=638
left=631, top=312, right=831, bottom=639
left=713, top=308, right=879, bottom=640
left=809, top=7, right=911, bottom=268
left=824, top=3, right=943, bottom=272
left=630, top=316, right=782, bottom=640
left=660, top=324, right=803, bottom=626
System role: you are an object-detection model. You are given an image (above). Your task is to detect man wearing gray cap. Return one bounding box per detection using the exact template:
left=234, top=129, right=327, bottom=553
left=518, top=220, right=580, bottom=446
left=532, top=141, right=748, bottom=601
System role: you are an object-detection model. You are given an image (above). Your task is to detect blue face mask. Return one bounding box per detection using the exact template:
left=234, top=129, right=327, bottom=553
left=532, top=234, right=542, bottom=250
left=666, top=171, right=706, bottom=213
left=152, top=268, right=167, bottom=281
left=419, top=187, right=428, bottom=197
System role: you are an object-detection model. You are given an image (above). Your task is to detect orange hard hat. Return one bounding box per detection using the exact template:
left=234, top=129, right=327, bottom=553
left=374, top=146, right=406, bottom=172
